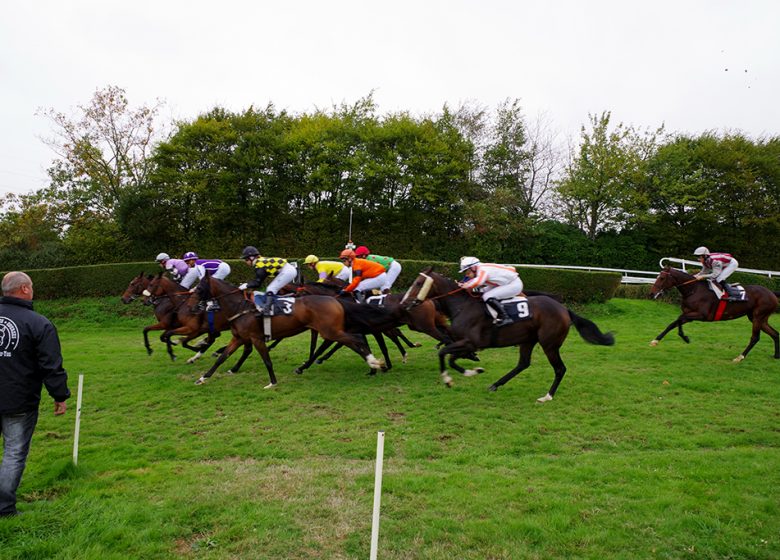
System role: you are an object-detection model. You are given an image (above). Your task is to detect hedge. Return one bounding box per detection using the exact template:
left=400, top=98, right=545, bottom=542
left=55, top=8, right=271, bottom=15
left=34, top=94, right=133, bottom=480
left=3, top=260, right=622, bottom=303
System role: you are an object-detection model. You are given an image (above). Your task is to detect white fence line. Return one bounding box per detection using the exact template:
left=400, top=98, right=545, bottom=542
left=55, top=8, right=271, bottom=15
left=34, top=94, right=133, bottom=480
left=507, top=259, right=780, bottom=285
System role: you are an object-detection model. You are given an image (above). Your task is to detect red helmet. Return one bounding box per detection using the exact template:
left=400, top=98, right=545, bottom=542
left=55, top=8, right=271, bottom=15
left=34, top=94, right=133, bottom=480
left=339, top=249, right=356, bottom=260
left=355, top=245, right=370, bottom=258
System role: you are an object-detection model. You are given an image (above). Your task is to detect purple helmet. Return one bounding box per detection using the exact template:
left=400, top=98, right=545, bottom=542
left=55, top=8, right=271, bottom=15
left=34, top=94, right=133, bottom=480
left=182, top=251, right=199, bottom=261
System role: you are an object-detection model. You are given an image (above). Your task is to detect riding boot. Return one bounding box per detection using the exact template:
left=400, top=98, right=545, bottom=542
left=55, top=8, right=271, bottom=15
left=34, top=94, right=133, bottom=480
left=355, top=290, right=366, bottom=304
left=485, top=298, right=513, bottom=327
left=721, top=281, right=740, bottom=300
left=262, top=292, right=275, bottom=315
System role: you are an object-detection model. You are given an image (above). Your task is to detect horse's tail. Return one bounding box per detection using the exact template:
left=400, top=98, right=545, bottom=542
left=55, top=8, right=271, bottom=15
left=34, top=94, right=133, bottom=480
left=568, top=309, right=615, bottom=346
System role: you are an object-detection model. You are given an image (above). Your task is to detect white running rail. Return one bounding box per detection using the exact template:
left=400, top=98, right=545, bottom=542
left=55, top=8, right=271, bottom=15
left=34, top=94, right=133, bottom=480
left=507, top=259, right=780, bottom=285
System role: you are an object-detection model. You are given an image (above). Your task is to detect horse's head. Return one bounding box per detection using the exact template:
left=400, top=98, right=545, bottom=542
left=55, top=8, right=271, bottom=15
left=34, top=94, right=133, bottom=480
left=121, top=272, right=149, bottom=304
left=143, top=272, right=167, bottom=299
left=649, top=266, right=695, bottom=299
left=401, top=267, right=437, bottom=309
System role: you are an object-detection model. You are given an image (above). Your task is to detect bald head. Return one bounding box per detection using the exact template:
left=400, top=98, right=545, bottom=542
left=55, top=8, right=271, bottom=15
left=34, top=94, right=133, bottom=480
left=2, top=271, right=34, bottom=300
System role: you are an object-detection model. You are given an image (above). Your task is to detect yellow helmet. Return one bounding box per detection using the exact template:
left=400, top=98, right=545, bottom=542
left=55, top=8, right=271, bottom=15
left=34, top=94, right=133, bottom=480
left=304, top=254, right=319, bottom=264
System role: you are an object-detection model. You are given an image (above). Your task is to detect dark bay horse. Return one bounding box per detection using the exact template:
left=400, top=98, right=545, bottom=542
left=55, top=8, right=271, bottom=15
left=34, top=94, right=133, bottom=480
left=144, top=273, right=230, bottom=362
left=121, top=273, right=179, bottom=356
left=187, top=276, right=391, bottom=387
left=649, top=265, right=780, bottom=362
left=401, top=269, right=615, bottom=402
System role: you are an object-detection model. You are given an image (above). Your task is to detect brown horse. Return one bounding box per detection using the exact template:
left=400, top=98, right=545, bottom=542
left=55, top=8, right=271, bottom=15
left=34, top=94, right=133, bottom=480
left=648, top=265, right=780, bottom=361
left=401, top=268, right=615, bottom=402
left=187, top=275, right=389, bottom=387
left=144, top=273, right=228, bottom=362
left=121, top=273, right=180, bottom=356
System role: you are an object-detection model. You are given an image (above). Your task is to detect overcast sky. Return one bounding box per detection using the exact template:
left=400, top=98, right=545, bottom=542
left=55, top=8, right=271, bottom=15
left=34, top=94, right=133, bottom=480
left=1, top=0, right=778, bottom=197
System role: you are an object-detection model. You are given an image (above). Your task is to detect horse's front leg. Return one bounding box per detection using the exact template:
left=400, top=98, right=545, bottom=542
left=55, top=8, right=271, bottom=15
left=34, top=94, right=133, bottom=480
left=438, top=339, right=479, bottom=387
left=651, top=315, right=694, bottom=346
left=195, top=336, right=244, bottom=385
left=226, top=342, right=253, bottom=374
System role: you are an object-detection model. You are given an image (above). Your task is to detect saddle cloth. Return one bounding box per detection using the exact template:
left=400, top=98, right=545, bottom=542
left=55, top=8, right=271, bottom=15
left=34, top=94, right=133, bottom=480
left=707, top=281, right=748, bottom=301
left=365, top=294, right=389, bottom=306
left=485, top=296, right=533, bottom=323
left=253, top=294, right=296, bottom=316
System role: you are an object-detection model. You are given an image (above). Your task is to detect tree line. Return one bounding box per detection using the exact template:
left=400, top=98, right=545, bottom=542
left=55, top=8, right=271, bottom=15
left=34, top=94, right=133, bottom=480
left=2, top=86, right=779, bottom=272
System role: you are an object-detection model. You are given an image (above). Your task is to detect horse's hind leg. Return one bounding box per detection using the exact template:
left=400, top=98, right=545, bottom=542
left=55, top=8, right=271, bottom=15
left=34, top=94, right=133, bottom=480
left=536, top=346, right=567, bottom=403
left=250, top=336, right=277, bottom=389
left=226, top=342, right=253, bottom=374
left=488, top=343, right=535, bottom=393
left=195, top=336, right=244, bottom=385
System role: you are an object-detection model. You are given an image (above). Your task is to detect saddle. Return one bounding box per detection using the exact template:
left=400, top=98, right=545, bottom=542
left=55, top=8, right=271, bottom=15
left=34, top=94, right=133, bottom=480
left=253, top=293, right=296, bottom=316
left=707, top=280, right=747, bottom=302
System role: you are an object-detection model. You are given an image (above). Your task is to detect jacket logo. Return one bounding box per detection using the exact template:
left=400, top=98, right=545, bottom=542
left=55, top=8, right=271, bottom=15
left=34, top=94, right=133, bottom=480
left=0, top=316, right=20, bottom=353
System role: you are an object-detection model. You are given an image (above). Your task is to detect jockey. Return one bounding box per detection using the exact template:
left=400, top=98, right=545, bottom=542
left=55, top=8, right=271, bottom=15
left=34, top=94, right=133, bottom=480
left=338, top=249, right=388, bottom=302
left=354, top=245, right=402, bottom=293
left=179, top=251, right=232, bottom=290
left=155, top=252, right=189, bottom=283
left=238, top=246, right=297, bottom=313
left=303, top=254, right=350, bottom=283
left=693, top=246, right=740, bottom=299
left=457, top=256, right=523, bottom=327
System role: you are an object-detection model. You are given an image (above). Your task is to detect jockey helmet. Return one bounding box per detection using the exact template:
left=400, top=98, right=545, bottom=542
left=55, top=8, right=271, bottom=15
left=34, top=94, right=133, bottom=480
left=355, top=245, right=370, bottom=258
left=304, top=254, right=319, bottom=265
left=182, top=251, right=199, bottom=261
left=693, top=246, right=710, bottom=257
left=241, top=246, right=260, bottom=259
left=459, top=256, right=481, bottom=272
left=155, top=252, right=170, bottom=263
left=339, top=249, right=356, bottom=260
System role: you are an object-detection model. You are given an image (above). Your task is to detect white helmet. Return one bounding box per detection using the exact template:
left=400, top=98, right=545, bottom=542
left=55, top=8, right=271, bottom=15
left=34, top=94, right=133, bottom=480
left=459, top=256, right=481, bottom=273
left=693, top=246, right=710, bottom=257
left=155, top=252, right=170, bottom=262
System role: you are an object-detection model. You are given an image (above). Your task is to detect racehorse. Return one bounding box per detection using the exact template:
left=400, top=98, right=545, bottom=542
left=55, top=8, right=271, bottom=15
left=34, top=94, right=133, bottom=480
left=121, top=272, right=180, bottom=356
left=187, top=275, right=392, bottom=387
left=648, top=265, right=780, bottom=362
left=144, top=273, right=230, bottom=362
left=292, top=280, right=455, bottom=371
left=401, top=268, right=615, bottom=402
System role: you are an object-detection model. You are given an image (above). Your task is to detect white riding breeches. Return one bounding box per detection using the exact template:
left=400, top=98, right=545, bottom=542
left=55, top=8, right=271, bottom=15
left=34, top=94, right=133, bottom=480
left=212, top=261, right=231, bottom=280
left=715, top=259, right=738, bottom=282
left=265, top=263, right=297, bottom=294
left=480, top=277, right=524, bottom=302
left=355, top=273, right=388, bottom=293
left=382, top=261, right=402, bottom=291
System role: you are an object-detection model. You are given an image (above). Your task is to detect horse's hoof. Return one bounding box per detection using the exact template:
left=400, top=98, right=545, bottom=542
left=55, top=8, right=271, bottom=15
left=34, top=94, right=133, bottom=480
left=315, top=359, right=324, bottom=365
left=464, top=368, right=484, bottom=377
left=146, top=349, right=153, bottom=356
left=366, top=369, right=377, bottom=376
left=294, top=367, right=303, bottom=375
left=537, top=393, right=553, bottom=403
left=195, top=377, right=206, bottom=385
left=226, top=369, right=236, bottom=375
left=649, top=340, right=659, bottom=347
left=413, top=343, right=422, bottom=348
left=682, top=337, right=691, bottom=344
left=733, top=355, right=745, bottom=363
left=263, top=382, right=277, bottom=389
left=488, top=384, right=497, bottom=392
left=402, top=355, right=408, bottom=364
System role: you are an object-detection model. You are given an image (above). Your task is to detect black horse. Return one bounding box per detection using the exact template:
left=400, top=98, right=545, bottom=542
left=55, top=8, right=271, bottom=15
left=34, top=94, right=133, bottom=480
left=402, top=268, right=615, bottom=402
left=649, top=265, right=780, bottom=361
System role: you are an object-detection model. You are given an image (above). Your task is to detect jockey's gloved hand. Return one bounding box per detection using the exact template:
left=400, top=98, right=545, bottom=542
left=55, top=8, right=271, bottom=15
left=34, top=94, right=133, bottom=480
left=238, top=283, right=248, bottom=290
left=337, top=290, right=346, bottom=296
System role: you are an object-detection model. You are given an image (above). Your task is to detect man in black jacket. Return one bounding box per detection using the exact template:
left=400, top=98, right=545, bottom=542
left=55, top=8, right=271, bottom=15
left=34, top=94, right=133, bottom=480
left=0, top=271, right=70, bottom=517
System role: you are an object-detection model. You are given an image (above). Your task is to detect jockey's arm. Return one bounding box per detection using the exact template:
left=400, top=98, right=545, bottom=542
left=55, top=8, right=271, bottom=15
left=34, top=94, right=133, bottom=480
left=246, top=267, right=269, bottom=290
left=344, top=269, right=363, bottom=292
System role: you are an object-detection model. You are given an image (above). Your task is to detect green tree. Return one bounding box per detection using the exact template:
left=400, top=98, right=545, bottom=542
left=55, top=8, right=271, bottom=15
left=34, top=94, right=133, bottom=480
left=557, top=112, right=663, bottom=239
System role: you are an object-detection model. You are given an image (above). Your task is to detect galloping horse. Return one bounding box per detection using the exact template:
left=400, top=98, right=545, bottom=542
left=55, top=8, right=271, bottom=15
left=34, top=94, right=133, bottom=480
left=144, top=273, right=228, bottom=362
left=402, top=269, right=615, bottom=402
left=121, top=273, right=179, bottom=356
left=649, top=265, right=780, bottom=362
left=187, top=275, right=391, bottom=387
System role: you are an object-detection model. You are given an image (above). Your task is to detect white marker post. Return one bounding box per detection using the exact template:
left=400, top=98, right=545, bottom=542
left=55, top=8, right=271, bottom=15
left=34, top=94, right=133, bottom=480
left=72, top=374, right=84, bottom=465
left=370, top=431, right=385, bottom=560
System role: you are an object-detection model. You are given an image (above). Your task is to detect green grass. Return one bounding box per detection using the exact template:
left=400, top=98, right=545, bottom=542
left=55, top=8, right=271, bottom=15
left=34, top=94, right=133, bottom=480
left=1, top=297, right=779, bottom=559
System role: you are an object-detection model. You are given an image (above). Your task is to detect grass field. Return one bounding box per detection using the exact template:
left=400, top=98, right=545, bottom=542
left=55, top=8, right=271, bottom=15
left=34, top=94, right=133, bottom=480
left=1, top=297, right=779, bottom=559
